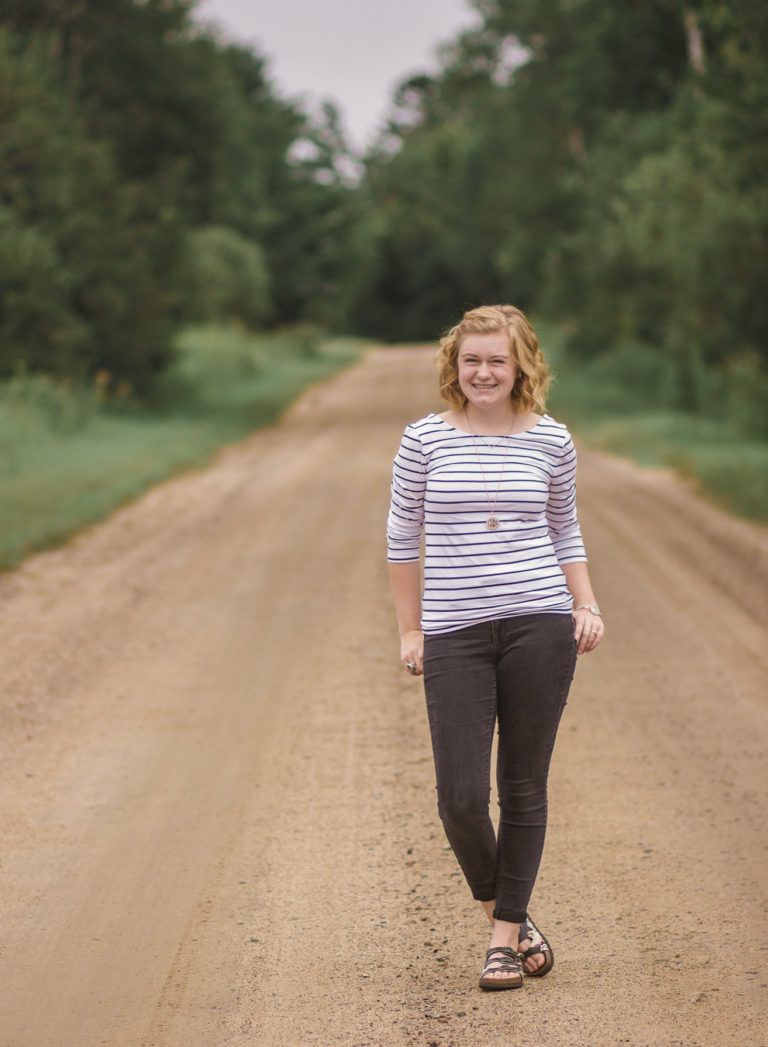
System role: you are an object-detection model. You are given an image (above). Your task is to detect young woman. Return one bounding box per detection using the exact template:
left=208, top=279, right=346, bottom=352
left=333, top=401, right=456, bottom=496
left=387, top=304, right=603, bottom=990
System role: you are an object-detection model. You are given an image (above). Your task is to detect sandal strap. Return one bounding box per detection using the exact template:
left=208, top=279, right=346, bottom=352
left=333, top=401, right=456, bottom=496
left=482, top=947, right=524, bottom=975
left=520, top=915, right=549, bottom=955
left=519, top=914, right=555, bottom=978
left=486, top=946, right=521, bottom=960
left=521, top=915, right=540, bottom=940
left=521, top=941, right=547, bottom=960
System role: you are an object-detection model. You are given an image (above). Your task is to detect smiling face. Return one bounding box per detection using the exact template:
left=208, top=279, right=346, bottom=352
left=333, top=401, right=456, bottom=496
left=456, top=331, right=518, bottom=411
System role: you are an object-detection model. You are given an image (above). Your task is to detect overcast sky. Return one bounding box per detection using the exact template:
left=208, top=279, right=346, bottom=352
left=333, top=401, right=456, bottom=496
left=194, top=0, right=480, bottom=151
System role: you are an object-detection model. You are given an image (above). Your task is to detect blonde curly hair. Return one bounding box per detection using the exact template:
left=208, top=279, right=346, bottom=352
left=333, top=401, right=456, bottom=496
left=436, top=304, right=551, bottom=413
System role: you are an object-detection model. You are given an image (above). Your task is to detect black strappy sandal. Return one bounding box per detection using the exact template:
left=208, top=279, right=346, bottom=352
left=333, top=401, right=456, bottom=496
left=519, top=914, right=554, bottom=978
left=478, top=946, right=524, bottom=990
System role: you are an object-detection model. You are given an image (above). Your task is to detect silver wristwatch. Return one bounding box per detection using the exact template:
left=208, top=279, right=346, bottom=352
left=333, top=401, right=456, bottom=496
left=574, top=604, right=601, bottom=616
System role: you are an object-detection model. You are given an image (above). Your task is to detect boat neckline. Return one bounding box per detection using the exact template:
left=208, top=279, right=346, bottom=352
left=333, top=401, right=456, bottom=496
left=429, top=411, right=548, bottom=437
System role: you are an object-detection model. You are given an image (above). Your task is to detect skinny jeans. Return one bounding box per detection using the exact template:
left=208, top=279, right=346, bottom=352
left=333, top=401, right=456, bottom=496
left=422, top=613, right=577, bottom=924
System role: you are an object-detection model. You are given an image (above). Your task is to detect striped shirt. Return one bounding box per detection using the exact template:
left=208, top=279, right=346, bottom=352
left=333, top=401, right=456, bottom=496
left=386, top=412, right=587, bottom=635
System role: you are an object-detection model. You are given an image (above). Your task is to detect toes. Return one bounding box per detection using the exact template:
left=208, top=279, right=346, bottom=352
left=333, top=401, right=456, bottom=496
left=519, top=947, right=543, bottom=973
left=518, top=936, right=545, bottom=973
left=483, top=966, right=519, bottom=981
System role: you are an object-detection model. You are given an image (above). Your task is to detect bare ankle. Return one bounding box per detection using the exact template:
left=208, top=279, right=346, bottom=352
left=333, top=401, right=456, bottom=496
left=480, top=899, right=496, bottom=927
left=489, top=919, right=520, bottom=951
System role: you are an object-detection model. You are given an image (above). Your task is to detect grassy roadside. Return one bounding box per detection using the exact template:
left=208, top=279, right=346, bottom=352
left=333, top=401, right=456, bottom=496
left=0, top=325, right=367, bottom=570
left=3, top=321, right=764, bottom=572
left=542, top=324, right=768, bottom=525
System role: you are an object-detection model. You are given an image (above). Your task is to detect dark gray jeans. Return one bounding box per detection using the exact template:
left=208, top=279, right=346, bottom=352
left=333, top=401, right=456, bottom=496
left=423, top=613, right=577, bottom=924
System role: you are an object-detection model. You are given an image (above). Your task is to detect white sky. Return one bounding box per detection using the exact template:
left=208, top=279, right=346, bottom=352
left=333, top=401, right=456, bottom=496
left=194, top=0, right=481, bottom=151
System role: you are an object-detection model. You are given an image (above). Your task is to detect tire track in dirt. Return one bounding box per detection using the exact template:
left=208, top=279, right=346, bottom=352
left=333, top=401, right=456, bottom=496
left=0, top=348, right=766, bottom=1046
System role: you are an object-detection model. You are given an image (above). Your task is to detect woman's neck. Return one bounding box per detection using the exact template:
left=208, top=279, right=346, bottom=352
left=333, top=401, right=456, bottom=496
left=464, top=402, right=519, bottom=436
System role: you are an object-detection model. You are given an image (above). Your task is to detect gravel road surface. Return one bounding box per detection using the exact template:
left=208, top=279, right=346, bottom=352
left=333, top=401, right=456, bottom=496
left=1, top=348, right=766, bottom=1046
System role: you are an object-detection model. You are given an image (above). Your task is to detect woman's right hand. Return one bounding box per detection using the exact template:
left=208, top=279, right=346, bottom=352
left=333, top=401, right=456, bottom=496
left=400, top=629, right=424, bottom=676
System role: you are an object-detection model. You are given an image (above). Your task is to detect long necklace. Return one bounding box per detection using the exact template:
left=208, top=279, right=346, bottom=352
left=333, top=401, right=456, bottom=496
left=465, top=409, right=516, bottom=531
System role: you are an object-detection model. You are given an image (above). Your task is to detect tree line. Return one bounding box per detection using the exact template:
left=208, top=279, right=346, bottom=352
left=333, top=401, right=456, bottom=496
left=1, top=0, right=767, bottom=428
left=350, top=0, right=768, bottom=429
left=0, top=0, right=358, bottom=392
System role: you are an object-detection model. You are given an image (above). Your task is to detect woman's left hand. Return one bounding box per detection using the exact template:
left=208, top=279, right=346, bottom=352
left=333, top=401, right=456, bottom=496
left=573, top=608, right=604, bottom=655
left=400, top=629, right=424, bottom=676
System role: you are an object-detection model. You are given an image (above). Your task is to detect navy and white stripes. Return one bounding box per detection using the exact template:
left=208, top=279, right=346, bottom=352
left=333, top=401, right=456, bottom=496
left=386, top=413, right=587, bottom=635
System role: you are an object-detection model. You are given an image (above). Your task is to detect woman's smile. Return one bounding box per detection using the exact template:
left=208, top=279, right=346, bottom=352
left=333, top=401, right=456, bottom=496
left=457, top=331, right=518, bottom=409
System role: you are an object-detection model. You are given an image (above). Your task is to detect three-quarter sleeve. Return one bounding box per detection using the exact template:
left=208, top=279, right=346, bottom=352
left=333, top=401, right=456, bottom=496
left=545, top=433, right=587, bottom=565
left=386, top=426, right=426, bottom=562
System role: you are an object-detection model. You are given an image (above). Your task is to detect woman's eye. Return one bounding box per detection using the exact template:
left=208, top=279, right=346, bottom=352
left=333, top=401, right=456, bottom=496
left=460, top=356, right=509, bottom=366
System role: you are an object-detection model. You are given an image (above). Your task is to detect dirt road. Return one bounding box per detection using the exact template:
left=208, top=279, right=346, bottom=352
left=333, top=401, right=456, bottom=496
left=1, top=348, right=766, bottom=1047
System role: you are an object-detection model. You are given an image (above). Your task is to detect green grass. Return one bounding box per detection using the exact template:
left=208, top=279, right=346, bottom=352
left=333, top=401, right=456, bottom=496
left=542, top=324, right=768, bottom=524
left=0, top=325, right=366, bottom=569
left=4, top=319, right=764, bottom=570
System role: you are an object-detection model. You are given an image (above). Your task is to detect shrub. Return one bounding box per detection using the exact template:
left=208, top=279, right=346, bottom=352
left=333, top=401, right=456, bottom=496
left=186, top=226, right=272, bottom=329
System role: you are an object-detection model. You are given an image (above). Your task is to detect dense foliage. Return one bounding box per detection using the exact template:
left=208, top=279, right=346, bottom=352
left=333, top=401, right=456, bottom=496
left=1, top=0, right=766, bottom=431
left=350, top=0, right=768, bottom=432
left=0, top=0, right=357, bottom=391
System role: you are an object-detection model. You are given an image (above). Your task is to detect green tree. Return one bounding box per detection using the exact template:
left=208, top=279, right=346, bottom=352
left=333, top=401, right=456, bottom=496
left=0, top=1, right=365, bottom=387
left=539, top=1, right=768, bottom=415
left=0, top=29, right=185, bottom=387
left=349, top=0, right=768, bottom=430
left=262, top=101, right=365, bottom=327
left=186, top=226, right=271, bottom=328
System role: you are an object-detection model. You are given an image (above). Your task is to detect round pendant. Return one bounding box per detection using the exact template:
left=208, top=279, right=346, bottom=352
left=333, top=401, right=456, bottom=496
left=486, top=515, right=500, bottom=530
